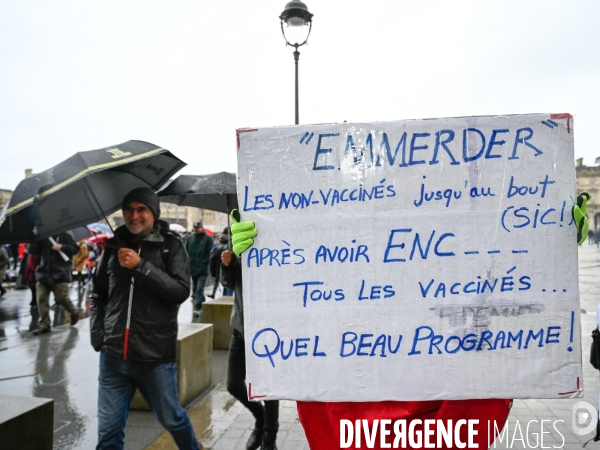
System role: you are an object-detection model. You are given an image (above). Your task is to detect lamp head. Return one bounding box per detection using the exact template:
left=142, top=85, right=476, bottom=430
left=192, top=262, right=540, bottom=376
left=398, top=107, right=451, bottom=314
left=280, top=1, right=313, bottom=46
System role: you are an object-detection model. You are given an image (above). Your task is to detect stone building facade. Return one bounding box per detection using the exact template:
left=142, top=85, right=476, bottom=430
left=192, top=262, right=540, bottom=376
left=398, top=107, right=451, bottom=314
left=109, top=204, right=228, bottom=233
left=0, top=189, right=12, bottom=209
left=0, top=168, right=32, bottom=209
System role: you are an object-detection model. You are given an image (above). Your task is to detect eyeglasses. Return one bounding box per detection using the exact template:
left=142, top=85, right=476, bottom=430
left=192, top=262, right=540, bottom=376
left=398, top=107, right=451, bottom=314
left=123, top=206, right=151, bottom=215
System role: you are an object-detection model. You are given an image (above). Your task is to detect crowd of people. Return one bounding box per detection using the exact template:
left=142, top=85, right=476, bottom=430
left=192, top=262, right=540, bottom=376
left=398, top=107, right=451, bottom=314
left=0, top=218, right=235, bottom=327
left=1, top=188, right=272, bottom=450
left=0, top=237, right=102, bottom=329
left=1, top=183, right=592, bottom=450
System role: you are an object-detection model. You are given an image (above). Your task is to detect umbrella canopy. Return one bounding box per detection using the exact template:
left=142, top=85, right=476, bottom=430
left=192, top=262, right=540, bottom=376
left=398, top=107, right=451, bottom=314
left=67, top=226, right=94, bottom=242
left=169, top=223, right=186, bottom=233
left=157, top=172, right=238, bottom=214
left=87, top=222, right=113, bottom=235
left=0, top=140, right=185, bottom=244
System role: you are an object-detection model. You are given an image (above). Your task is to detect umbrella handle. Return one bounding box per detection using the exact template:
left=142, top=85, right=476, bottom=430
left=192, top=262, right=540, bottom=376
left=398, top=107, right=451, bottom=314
left=227, top=214, right=231, bottom=250
left=227, top=195, right=231, bottom=250
left=48, top=236, right=69, bottom=262
left=83, top=178, right=121, bottom=247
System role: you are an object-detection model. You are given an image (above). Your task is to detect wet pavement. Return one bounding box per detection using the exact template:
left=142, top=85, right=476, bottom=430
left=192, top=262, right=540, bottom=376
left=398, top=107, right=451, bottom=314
left=0, top=283, right=99, bottom=449
left=0, top=244, right=599, bottom=449
left=0, top=282, right=235, bottom=449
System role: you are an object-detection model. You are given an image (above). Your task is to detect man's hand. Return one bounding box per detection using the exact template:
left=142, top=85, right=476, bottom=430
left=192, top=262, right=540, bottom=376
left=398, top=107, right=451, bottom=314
left=221, top=250, right=233, bottom=266
left=52, top=244, right=63, bottom=251
left=230, top=210, right=257, bottom=256
left=118, top=248, right=141, bottom=269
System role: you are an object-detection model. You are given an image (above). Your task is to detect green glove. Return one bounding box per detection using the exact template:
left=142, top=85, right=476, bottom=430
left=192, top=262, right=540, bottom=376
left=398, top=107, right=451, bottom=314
left=573, top=192, right=591, bottom=246
left=230, top=209, right=257, bottom=256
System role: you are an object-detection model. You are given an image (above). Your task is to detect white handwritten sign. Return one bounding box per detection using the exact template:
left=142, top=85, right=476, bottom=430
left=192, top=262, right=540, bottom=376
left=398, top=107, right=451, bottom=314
left=236, top=114, right=581, bottom=401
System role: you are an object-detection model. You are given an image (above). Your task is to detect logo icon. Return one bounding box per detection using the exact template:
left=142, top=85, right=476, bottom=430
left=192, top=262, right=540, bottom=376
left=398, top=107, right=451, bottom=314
left=58, top=207, right=74, bottom=223
left=146, top=163, right=164, bottom=176
left=107, top=148, right=132, bottom=159
left=572, top=401, right=598, bottom=435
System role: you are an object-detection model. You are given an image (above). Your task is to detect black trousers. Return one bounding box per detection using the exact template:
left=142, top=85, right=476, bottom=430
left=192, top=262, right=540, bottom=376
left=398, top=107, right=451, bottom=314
left=227, top=330, right=279, bottom=431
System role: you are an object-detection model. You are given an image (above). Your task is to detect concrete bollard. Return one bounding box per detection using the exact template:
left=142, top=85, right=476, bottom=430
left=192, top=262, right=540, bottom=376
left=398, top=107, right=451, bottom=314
left=200, top=296, right=234, bottom=349
left=0, top=395, right=53, bottom=450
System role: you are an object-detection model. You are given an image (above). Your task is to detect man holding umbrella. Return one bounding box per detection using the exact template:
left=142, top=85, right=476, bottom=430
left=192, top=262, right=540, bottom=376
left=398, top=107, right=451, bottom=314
left=90, top=187, right=200, bottom=449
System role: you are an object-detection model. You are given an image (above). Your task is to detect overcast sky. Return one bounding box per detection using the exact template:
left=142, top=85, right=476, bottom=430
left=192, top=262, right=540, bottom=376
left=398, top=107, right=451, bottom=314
left=1, top=0, right=599, bottom=191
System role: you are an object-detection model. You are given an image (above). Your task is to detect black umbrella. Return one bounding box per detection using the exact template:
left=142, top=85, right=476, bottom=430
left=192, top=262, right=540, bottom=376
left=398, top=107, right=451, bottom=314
left=157, top=172, right=238, bottom=214
left=0, top=140, right=185, bottom=244
left=67, top=226, right=94, bottom=242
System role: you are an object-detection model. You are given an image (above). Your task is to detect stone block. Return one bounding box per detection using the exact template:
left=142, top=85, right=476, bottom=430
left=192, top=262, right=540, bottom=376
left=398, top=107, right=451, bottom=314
left=219, top=295, right=234, bottom=304
left=201, top=297, right=234, bottom=349
left=131, top=323, right=213, bottom=410
left=0, top=395, right=53, bottom=450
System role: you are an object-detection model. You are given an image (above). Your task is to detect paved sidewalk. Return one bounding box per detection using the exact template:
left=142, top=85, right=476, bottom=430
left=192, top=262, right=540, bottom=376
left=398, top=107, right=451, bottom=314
left=148, top=384, right=309, bottom=450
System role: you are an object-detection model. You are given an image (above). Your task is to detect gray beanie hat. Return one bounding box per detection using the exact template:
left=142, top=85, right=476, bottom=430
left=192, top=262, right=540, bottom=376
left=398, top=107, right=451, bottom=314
left=122, top=187, right=160, bottom=220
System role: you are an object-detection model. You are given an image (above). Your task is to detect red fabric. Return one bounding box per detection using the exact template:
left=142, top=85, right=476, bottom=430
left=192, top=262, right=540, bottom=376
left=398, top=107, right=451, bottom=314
left=123, top=328, right=130, bottom=360
left=297, top=399, right=512, bottom=450
left=18, top=243, right=25, bottom=259
left=24, top=254, right=38, bottom=283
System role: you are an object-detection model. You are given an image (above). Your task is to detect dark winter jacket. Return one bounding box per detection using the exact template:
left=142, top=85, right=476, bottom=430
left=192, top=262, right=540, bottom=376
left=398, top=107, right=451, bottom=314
left=210, top=233, right=231, bottom=278
left=0, top=246, right=8, bottom=270
left=90, top=225, right=191, bottom=362
left=185, top=231, right=213, bottom=277
left=221, top=254, right=244, bottom=336
left=30, top=233, right=79, bottom=285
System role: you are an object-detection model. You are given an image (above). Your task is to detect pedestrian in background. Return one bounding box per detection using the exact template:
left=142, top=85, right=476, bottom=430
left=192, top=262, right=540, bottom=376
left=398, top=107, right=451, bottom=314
left=86, top=243, right=98, bottom=281
left=24, top=247, right=38, bottom=302
left=208, top=227, right=234, bottom=298
left=221, top=249, right=279, bottom=450
left=24, top=247, right=39, bottom=330
left=29, top=233, right=80, bottom=335
left=185, top=220, right=213, bottom=316
left=0, top=245, right=9, bottom=297
left=90, top=187, right=200, bottom=450
left=73, top=239, right=89, bottom=308
left=9, top=243, right=19, bottom=269
left=73, top=239, right=89, bottom=284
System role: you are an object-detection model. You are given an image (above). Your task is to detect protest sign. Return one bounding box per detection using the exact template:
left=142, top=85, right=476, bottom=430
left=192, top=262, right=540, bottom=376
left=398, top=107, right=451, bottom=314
left=235, top=113, right=581, bottom=401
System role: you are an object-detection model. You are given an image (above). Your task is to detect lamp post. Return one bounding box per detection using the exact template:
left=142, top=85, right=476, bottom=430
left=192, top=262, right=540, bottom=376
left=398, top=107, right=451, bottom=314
left=279, top=1, right=313, bottom=125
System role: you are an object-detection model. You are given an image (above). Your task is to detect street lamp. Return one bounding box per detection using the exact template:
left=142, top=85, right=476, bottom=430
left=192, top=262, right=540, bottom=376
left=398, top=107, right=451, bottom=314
left=279, top=1, right=313, bottom=125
